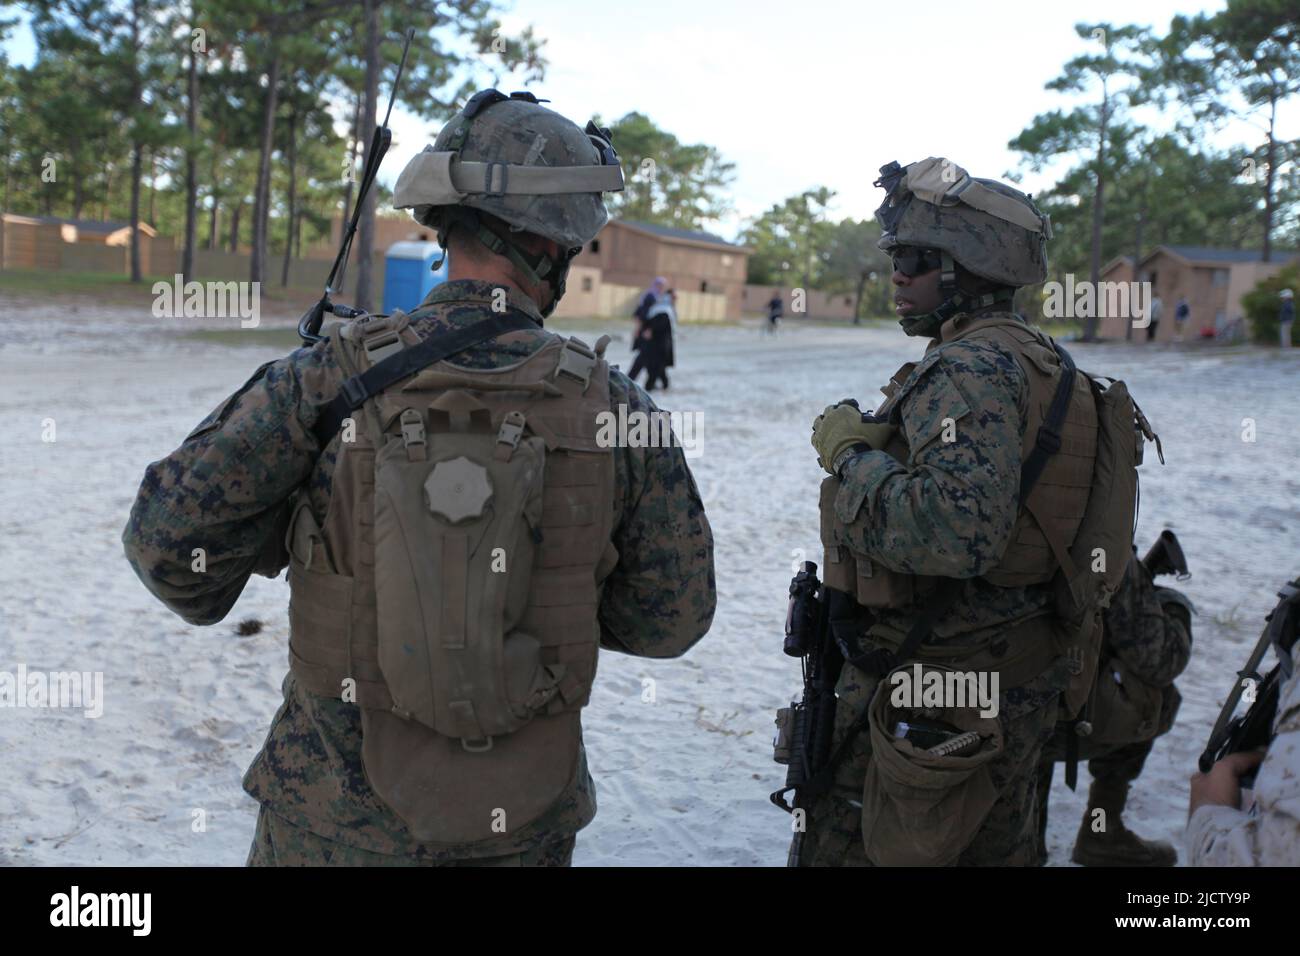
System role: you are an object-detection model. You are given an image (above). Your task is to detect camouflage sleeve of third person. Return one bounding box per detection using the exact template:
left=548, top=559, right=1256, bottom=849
left=596, top=368, right=716, bottom=659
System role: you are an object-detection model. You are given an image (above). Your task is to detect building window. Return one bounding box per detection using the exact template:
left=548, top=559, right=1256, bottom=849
left=721, top=254, right=733, bottom=267
left=589, top=239, right=601, bottom=254
left=581, top=276, right=593, bottom=292
left=1212, top=268, right=1229, bottom=287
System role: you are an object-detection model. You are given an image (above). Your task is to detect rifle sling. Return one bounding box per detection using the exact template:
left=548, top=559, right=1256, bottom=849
left=311, top=309, right=537, bottom=447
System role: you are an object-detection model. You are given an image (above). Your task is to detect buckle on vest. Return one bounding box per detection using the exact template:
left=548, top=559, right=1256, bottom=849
left=364, top=329, right=403, bottom=364
left=555, top=337, right=597, bottom=391
left=497, top=410, right=525, bottom=450
left=400, top=408, right=426, bottom=461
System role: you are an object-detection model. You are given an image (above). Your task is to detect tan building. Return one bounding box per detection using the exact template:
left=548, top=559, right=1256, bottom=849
left=575, top=219, right=750, bottom=321
left=321, top=215, right=752, bottom=321
left=0, top=214, right=170, bottom=274
left=1099, top=245, right=1299, bottom=342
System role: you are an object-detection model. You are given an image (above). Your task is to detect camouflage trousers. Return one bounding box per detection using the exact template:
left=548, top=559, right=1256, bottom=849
left=246, top=805, right=576, bottom=867
left=789, top=666, right=1061, bottom=867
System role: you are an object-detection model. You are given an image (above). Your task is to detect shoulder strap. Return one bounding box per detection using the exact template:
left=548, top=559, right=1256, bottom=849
left=1019, top=342, right=1077, bottom=505
left=312, top=309, right=537, bottom=447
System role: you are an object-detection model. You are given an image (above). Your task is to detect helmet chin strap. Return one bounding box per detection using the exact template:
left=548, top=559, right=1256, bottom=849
left=899, top=250, right=1016, bottom=337
left=438, top=208, right=577, bottom=320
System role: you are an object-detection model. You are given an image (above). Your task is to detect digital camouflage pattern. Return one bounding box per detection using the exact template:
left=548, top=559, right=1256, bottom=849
left=122, top=278, right=716, bottom=863
left=408, top=98, right=611, bottom=249
left=247, top=805, right=576, bottom=867
left=796, top=315, right=1071, bottom=865
left=1188, top=658, right=1300, bottom=866
left=1104, top=557, right=1192, bottom=688
left=833, top=318, right=1058, bottom=644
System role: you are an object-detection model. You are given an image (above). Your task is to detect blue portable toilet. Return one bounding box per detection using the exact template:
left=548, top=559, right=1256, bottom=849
left=382, top=241, right=447, bottom=313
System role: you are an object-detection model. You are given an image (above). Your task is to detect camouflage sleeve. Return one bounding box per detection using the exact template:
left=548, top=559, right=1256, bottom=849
left=1187, top=663, right=1300, bottom=866
left=832, top=340, right=1026, bottom=577
left=1105, top=558, right=1191, bottom=686
left=121, top=343, right=331, bottom=626
left=596, top=368, right=716, bottom=658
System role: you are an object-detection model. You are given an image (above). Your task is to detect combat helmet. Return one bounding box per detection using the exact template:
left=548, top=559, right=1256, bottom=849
left=874, top=157, right=1053, bottom=335
left=393, top=90, right=624, bottom=317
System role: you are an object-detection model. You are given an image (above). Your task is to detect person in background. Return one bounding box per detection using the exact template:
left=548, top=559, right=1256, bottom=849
left=767, top=288, right=783, bottom=333
left=628, top=276, right=667, bottom=382
left=1147, top=294, right=1163, bottom=342
left=1174, top=295, right=1190, bottom=343
left=643, top=288, right=677, bottom=391
left=1279, top=289, right=1295, bottom=349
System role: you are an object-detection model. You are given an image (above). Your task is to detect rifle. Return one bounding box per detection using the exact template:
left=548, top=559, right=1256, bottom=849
left=1142, top=529, right=1190, bottom=580
left=771, top=562, right=853, bottom=862
left=299, top=29, right=415, bottom=345
left=1199, top=578, right=1300, bottom=785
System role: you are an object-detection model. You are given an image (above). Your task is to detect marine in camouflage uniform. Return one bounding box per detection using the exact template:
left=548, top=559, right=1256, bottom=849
left=123, top=93, right=715, bottom=866
left=797, top=158, right=1087, bottom=866
left=1035, top=552, right=1192, bottom=866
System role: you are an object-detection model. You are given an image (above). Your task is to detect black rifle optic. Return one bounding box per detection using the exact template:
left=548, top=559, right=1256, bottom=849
left=299, top=28, right=415, bottom=345
left=1142, top=529, right=1189, bottom=580
left=1199, top=578, right=1300, bottom=785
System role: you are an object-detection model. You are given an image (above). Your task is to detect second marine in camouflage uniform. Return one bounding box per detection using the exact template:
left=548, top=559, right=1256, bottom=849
left=798, top=157, right=1102, bottom=866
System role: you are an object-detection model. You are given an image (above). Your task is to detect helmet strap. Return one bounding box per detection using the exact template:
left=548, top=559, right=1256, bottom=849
left=898, top=251, right=1016, bottom=337
left=442, top=208, right=577, bottom=320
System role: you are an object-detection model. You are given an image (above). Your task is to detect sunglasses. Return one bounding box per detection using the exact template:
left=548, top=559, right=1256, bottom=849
left=891, top=247, right=944, bottom=277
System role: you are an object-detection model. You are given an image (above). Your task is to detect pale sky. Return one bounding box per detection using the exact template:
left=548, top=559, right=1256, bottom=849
left=5, top=0, right=1296, bottom=241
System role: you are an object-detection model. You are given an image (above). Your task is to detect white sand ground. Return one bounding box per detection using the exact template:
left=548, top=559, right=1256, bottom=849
left=1, top=297, right=1296, bottom=866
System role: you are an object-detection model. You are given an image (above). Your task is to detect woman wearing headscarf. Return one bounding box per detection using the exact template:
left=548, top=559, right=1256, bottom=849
left=628, top=276, right=667, bottom=383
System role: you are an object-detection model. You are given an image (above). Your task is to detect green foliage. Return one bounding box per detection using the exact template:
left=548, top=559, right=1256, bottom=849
left=597, top=111, right=734, bottom=231
left=1241, top=263, right=1299, bottom=344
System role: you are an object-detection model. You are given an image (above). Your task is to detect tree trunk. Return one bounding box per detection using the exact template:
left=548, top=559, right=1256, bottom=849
left=251, top=46, right=281, bottom=284
left=148, top=148, right=156, bottom=225
left=206, top=149, right=220, bottom=250
left=281, top=106, right=298, bottom=287
left=1127, top=170, right=1147, bottom=342
left=1262, top=90, right=1278, bottom=263
left=128, top=0, right=143, bottom=282
left=182, top=9, right=199, bottom=282
left=1086, top=83, right=1109, bottom=342
left=229, top=199, right=243, bottom=253
left=354, top=0, right=381, bottom=311
left=852, top=270, right=867, bottom=325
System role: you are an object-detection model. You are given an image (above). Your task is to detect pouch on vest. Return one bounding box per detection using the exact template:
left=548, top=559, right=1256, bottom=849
left=1081, top=654, right=1164, bottom=746
left=365, top=389, right=571, bottom=843
left=860, top=663, right=1004, bottom=866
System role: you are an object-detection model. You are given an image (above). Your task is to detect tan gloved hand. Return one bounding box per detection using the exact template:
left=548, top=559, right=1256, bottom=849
left=811, top=400, right=896, bottom=474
